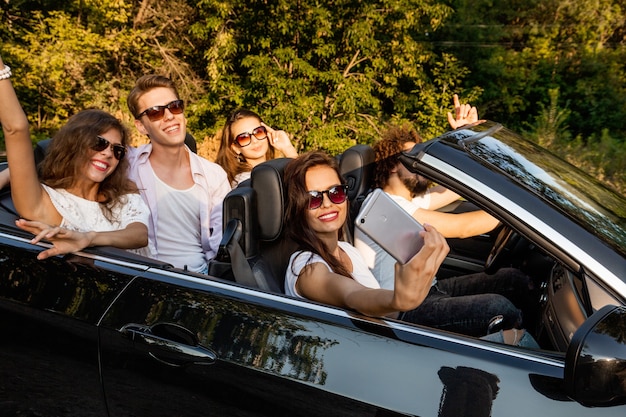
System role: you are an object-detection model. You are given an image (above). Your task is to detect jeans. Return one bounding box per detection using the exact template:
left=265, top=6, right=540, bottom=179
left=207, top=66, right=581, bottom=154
left=400, top=268, right=533, bottom=337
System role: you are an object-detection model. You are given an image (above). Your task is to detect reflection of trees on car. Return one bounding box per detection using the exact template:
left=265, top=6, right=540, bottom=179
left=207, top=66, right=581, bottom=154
left=106, top=281, right=338, bottom=384
left=455, top=125, right=626, bottom=256
left=438, top=366, right=500, bottom=417
left=597, top=310, right=626, bottom=345
left=0, top=248, right=125, bottom=319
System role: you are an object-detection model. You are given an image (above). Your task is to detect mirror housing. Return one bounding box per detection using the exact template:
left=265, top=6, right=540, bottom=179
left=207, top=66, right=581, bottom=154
left=565, top=305, right=626, bottom=407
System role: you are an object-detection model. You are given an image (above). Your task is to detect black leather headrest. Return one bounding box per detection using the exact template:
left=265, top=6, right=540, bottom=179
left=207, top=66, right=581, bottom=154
left=250, top=158, right=292, bottom=241
left=34, top=138, right=53, bottom=166
left=185, top=132, right=197, bottom=153
left=339, top=144, right=375, bottom=201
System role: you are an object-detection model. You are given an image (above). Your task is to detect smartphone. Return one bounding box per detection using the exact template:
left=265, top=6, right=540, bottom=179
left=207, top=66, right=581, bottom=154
left=354, top=188, right=425, bottom=264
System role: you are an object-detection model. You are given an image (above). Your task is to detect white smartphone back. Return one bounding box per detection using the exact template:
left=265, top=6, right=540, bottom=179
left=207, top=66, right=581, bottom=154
left=354, top=189, right=425, bottom=264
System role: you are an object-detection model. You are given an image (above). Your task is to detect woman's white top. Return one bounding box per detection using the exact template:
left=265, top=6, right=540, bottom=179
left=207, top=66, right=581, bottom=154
left=42, top=184, right=150, bottom=232
left=231, top=171, right=251, bottom=189
left=285, top=241, right=380, bottom=298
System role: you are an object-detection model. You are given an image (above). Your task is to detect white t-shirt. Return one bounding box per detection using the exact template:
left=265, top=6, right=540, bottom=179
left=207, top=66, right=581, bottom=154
left=42, top=184, right=150, bottom=232
left=388, top=192, right=430, bottom=214
left=354, top=190, right=430, bottom=289
left=231, top=171, right=251, bottom=189
left=285, top=241, right=380, bottom=298
left=152, top=172, right=206, bottom=273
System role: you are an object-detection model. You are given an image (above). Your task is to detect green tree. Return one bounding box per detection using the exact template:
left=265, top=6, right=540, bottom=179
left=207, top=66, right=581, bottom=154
left=1, top=0, right=207, bottom=142
left=191, top=0, right=472, bottom=153
left=433, top=0, right=626, bottom=193
left=435, top=0, right=626, bottom=140
left=1, top=0, right=624, bottom=193
left=3, top=0, right=477, bottom=153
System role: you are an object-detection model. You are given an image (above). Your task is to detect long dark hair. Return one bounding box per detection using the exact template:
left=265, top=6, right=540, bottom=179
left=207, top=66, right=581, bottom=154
left=39, top=109, right=137, bottom=221
left=284, top=150, right=351, bottom=277
left=215, top=108, right=274, bottom=185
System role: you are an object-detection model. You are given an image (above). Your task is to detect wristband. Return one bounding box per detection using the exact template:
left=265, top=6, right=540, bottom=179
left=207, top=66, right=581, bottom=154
left=0, top=65, right=12, bottom=80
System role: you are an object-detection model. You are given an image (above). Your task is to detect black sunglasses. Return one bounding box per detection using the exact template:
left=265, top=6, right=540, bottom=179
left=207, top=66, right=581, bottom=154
left=233, top=126, right=268, bottom=147
left=93, top=136, right=126, bottom=160
left=308, top=185, right=349, bottom=210
left=136, top=99, right=185, bottom=121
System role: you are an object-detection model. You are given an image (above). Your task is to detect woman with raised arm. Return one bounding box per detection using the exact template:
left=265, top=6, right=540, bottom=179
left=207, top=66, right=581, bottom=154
left=0, top=56, right=149, bottom=260
left=216, top=108, right=298, bottom=188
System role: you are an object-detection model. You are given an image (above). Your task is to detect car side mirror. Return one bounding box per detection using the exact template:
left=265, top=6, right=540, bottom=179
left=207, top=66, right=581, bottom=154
left=565, top=304, right=626, bottom=407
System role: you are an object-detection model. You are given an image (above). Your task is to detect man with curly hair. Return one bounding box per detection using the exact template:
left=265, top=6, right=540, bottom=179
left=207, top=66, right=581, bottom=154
left=354, top=99, right=540, bottom=345
left=356, top=122, right=501, bottom=288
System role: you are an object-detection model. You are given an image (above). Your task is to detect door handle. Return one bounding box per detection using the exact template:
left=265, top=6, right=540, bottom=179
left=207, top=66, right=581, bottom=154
left=121, top=322, right=217, bottom=367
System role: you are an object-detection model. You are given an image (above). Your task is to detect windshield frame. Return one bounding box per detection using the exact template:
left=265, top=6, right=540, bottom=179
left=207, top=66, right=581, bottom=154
left=444, top=122, right=626, bottom=257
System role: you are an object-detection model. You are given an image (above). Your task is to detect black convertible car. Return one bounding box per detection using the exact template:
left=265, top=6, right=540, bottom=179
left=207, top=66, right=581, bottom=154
left=1, top=121, right=625, bottom=416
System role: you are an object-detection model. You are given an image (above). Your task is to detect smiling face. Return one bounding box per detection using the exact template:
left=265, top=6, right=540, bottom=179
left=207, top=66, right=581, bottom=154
left=304, top=165, right=347, bottom=237
left=134, top=87, right=187, bottom=148
left=230, top=116, right=269, bottom=166
left=82, top=128, right=123, bottom=185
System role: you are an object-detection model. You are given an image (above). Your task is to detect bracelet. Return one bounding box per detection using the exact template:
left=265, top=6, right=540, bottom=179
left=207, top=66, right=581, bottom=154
left=0, top=65, right=12, bottom=80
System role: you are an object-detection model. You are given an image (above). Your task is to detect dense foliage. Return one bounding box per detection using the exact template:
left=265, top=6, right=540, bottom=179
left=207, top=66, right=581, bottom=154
left=1, top=0, right=624, bottom=192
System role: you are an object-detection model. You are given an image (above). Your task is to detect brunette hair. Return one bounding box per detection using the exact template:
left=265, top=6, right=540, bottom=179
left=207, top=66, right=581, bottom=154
left=127, top=74, right=180, bottom=119
left=39, top=109, right=137, bottom=221
left=373, top=124, right=423, bottom=189
left=284, top=151, right=351, bottom=277
left=215, top=108, right=274, bottom=185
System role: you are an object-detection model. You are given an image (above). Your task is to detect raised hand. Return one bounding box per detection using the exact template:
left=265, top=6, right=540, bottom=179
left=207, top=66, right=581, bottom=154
left=447, top=94, right=479, bottom=130
left=392, top=223, right=449, bottom=311
left=262, top=122, right=298, bottom=158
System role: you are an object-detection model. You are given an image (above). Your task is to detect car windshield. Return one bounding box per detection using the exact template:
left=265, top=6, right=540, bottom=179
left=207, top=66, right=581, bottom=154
left=458, top=123, right=626, bottom=257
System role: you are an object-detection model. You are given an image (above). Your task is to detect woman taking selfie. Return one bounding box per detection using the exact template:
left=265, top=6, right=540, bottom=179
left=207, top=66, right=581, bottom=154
left=283, top=151, right=539, bottom=347
left=283, top=150, right=449, bottom=318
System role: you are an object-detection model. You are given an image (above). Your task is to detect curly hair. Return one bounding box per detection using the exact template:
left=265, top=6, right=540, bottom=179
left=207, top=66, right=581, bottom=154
left=372, top=124, right=423, bottom=189
left=39, top=109, right=137, bottom=222
left=215, top=108, right=275, bottom=185
left=284, top=151, right=351, bottom=278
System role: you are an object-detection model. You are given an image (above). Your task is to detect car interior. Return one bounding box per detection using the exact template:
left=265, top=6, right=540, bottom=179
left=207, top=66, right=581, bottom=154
left=0, top=139, right=609, bottom=354
left=207, top=143, right=612, bottom=354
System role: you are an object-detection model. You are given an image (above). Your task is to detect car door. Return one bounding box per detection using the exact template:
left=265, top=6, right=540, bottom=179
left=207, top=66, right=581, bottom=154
left=98, top=266, right=626, bottom=417
left=98, top=270, right=389, bottom=417
left=0, top=226, right=145, bottom=416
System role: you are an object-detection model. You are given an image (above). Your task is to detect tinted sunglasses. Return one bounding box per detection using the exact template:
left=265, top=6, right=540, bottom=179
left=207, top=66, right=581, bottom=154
left=308, top=185, right=349, bottom=210
left=233, top=126, right=268, bottom=147
left=136, top=99, right=185, bottom=121
left=93, top=136, right=126, bottom=160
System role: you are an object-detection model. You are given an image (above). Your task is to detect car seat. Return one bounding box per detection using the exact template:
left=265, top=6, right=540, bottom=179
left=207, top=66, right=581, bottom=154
left=0, top=162, right=16, bottom=216
left=211, top=144, right=376, bottom=291
left=338, top=144, right=376, bottom=243
left=0, top=139, right=52, bottom=216
left=210, top=158, right=296, bottom=293
left=34, top=138, right=52, bottom=166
